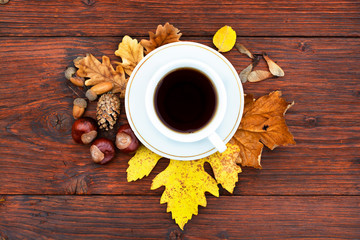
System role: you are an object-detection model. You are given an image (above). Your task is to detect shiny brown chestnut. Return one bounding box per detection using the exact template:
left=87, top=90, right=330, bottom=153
left=71, top=117, right=98, bottom=144
left=90, top=138, right=115, bottom=164
left=115, top=124, right=139, bottom=153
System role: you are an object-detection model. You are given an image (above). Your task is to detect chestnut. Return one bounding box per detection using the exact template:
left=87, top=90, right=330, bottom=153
left=115, top=124, right=139, bottom=153
left=90, top=138, right=115, bottom=164
left=71, top=117, right=98, bottom=144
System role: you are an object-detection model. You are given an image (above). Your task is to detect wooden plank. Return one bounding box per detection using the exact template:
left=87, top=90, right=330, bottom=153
left=0, top=0, right=359, bottom=37
left=0, top=37, right=359, bottom=195
left=0, top=195, right=359, bottom=239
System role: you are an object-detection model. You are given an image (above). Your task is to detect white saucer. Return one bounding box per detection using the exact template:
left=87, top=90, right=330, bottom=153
left=125, top=42, right=244, bottom=160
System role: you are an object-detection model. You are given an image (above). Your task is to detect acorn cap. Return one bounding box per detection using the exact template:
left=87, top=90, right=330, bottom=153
left=86, top=89, right=98, bottom=101
left=65, top=67, right=76, bottom=80
left=73, top=98, right=87, bottom=108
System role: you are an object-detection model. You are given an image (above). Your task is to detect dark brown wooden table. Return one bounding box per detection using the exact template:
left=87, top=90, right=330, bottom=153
left=1, top=0, right=359, bottom=239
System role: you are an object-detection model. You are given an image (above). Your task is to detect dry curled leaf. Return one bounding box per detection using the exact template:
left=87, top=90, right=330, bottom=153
left=231, top=91, right=295, bottom=169
left=74, top=54, right=128, bottom=97
left=204, top=143, right=241, bottom=193
left=263, top=53, right=284, bottom=77
left=247, top=70, right=273, bottom=82
left=239, top=63, right=253, bottom=83
left=114, top=35, right=144, bottom=76
left=140, top=22, right=182, bottom=54
left=232, top=129, right=263, bottom=169
left=213, top=25, right=236, bottom=52
left=235, top=43, right=254, bottom=59
left=127, top=145, right=162, bottom=182
left=151, top=159, right=219, bottom=230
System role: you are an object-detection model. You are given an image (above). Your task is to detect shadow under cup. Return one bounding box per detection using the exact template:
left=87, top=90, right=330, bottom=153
left=145, top=59, right=227, bottom=152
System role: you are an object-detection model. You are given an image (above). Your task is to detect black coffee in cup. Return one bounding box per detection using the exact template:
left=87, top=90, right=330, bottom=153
left=154, top=68, right=217, bottom=133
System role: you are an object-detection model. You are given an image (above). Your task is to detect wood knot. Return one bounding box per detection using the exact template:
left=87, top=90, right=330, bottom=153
left=216, top=230, right=229, bottom=239
left=304, top=116, right=318, bottom=128
left=81, top=0, right=95, bottom=6
left=354, top=90, right=360, bottom=98
left=65, top=175, right=91, bottom=195
left=168, top=229, right=183, bottom=240
left=298, top=42, right=312, bottom=53
left=48, top=112, right=72, bottom=133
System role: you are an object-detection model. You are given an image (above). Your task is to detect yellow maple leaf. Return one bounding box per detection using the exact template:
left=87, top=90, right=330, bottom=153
left=127, top=145, right=162, bottom=182
left=213, top=25, right=237, bottom=52
left=151, top=159, right=219, bottom=230
left=140, top=22, right=182, bottom=54
left=232, top=91, right=295, bottom=168
left=74, top=54, right=128, bottom=97
left=204, top=143, right=241, bottom=193
left=114, top=35, right=144, bottom=76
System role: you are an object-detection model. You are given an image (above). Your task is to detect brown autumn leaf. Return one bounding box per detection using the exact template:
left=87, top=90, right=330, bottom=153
left=140, top=22, right=182, bottom=54
left=231, top=91, right=295, bottom=168
left=232, top=129, right=263, bottom=169
left=114, top=35, right=144, bottom=76
left=235, top=43, right=254, bottom=59
left=247, top=70, right=273, bottom=82
left=263, top=53, right=285, bottom=77
left=74, top=54, right=128, bottom=98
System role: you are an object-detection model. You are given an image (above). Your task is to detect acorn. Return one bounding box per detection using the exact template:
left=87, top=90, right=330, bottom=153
left=65, top=67, right=76, bottom=80
left=86, top=82, right=114, bottom=101
left=72, top=98, right=87, bottom=119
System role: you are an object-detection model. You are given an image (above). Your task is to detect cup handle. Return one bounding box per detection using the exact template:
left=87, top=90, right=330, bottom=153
left=208, top=132, right=227, bottom=153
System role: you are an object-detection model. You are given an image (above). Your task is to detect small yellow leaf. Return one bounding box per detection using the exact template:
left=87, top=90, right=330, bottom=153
left=126, top=145, right=162, bottom=182
left=151, top=159, right=219, bottom=230
left=114, top=35, right=144, bottom=76
left=213, top=25, right=236, bottom=52
left=204, top=143, right=242, bottom=193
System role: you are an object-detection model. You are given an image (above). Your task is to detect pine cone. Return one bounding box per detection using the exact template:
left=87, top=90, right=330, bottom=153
left=96, top=93, right=120, bottom=131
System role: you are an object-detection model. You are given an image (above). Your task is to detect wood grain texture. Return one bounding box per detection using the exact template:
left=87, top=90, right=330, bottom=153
left=0, top=0, right=359, bottom=37
left=1, top=0, right=360, bottom=238
left=0, top=195, right=359, bottom=239
left=0, top=37, right=359, bottom=195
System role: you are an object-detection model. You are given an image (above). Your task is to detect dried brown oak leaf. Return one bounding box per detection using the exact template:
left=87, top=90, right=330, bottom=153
left=114, top=35, right=144, bottom=76
left=74, top=54, right=128, bottom=98
left=140, top=22, right=182, bottom=54
left=232, top=91, right=295, bottom=169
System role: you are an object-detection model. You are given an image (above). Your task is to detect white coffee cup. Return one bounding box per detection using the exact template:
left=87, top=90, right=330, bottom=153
left=145, top=59, right=227, bottom=153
